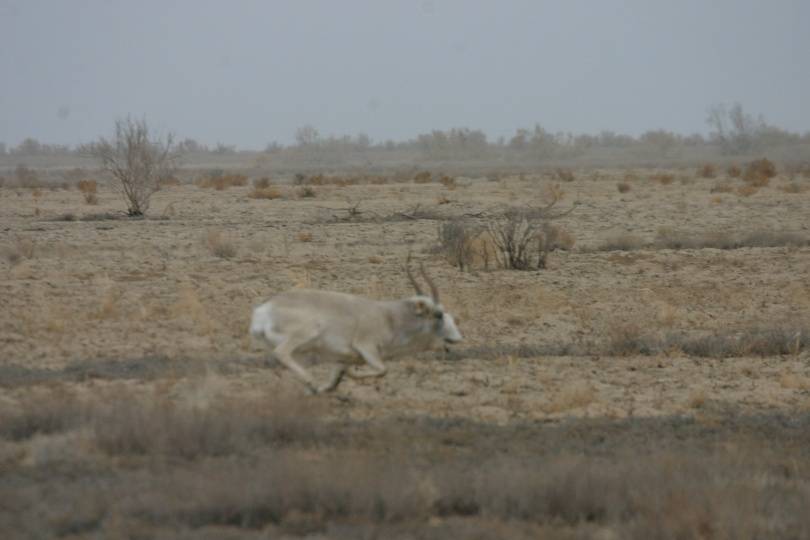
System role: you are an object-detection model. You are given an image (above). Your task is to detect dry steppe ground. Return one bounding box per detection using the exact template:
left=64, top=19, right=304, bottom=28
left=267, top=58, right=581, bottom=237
left=1, top=166, right=810, bottom=538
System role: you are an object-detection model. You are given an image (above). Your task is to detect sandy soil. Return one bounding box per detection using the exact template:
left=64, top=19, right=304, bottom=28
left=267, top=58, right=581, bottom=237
left=2, top=169, right=810, bottom=421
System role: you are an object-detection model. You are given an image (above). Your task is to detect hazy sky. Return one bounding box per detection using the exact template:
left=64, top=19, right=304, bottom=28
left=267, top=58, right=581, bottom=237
left=1, top=0, right=808, bottom=148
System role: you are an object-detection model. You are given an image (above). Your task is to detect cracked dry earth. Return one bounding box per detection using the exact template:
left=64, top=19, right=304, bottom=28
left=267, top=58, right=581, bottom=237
left=2, top=169, right=810, bottom=423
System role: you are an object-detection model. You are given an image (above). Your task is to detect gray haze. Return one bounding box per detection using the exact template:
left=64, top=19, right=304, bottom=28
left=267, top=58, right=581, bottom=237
left=1, top=0, right=808, bottom=149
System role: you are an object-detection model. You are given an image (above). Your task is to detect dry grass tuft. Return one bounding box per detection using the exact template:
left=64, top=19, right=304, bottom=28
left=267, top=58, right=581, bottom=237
left=543, top=382, right=596, bottom=413
left=605, top=322, right=653, bottom=356
left=743, top=158, right=777, bottom=186
left=780, top=182, right=807, bottom=194
left=296, top=186, right=316, bottom=198
left=553, top=168, right=575, bottom=182
left=296, top=231, right=313, bottom=242
left=204, top=230, right=237, bottom=259
left=737, top=184, right=759, bottom=197
left=197, top=173, right=249, bottom=190
left=2, top=235, right=36, bottom=265
left=439, top=175, right=457, bottom=189
left=413, top=171, right=433, bottom=184
left=710, top=181, right=734, bottom=193
left=436, top=219, right=478, bottom=271
left=253, top=177, right=272, bottom=189
left=248, top=186, right=283, bottom=200
left=158, top=176, right=182, bottom=188
left=654, top=228, right=809, bottom=250
left=652, top=173, right=674, bottom=185
left=698, top=164, right=716, bottom=178
left=76, top=179, right=98, bottom=205
left=597, top=232, right=645, bottom=252
left=2, top=382, right=810, bottom=538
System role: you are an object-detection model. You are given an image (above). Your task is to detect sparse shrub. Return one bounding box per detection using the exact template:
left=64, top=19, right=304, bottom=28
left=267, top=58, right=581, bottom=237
left=617, top=182, right=631, bottom=193
left=297, top=186, right=316, bottom=198
left=487, top=209, right=554, bottom=270
left=439, top=175, right=456, bottom=189
left=437, top=219, right=478, bottom=271
left=296, top=231, right=313, bottom=242
left=743, top=158, right=776, bottom=186
left=92, top=117, right=178, bottom=216
left=698, top=164, right=716, bottom=178
left=204, top=230, right=237, bottom=259
left=727, top=164, right=741, bottom=178
left=737, top=184, right=759, bottom=197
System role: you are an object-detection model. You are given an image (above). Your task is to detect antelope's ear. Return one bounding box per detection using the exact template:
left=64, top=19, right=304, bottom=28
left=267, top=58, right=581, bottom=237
left=411, top=298, right=430, bottom=316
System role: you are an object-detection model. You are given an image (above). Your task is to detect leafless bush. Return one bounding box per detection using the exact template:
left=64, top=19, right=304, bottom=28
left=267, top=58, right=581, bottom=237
left=727, top=164, right=741, bottom=178
left=436, top=219, right=478, bottom=271
left=92, top=117, right=178, bottom=216
left=487, top=209, right=543, bottom=270
left=487, top=209, right=569, bottom=270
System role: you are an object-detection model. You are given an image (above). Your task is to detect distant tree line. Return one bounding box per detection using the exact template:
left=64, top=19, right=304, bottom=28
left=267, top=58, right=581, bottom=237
left=2, top=103, right=807, bottom=161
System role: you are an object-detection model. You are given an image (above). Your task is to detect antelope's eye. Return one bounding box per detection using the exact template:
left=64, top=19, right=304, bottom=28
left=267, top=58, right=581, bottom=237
left=434, top=311, right=443, bottom=320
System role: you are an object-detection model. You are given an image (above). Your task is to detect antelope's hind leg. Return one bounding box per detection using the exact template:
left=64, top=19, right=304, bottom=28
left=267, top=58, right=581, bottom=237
left=271, top=331, right=322, bottom=394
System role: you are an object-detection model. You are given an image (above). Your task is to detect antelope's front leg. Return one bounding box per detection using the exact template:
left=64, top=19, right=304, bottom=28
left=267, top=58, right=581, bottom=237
left=346, top=345, right=388, bottom=380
